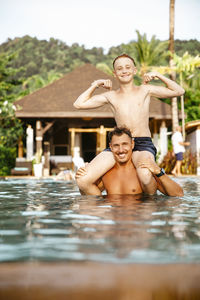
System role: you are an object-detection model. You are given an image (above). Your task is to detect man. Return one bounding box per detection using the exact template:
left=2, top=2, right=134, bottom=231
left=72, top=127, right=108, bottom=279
left=76, top=127, right=184, bottom=197
left=74, top=54, right=185, bottom=195
left=171, top=126, right=190, bottom=176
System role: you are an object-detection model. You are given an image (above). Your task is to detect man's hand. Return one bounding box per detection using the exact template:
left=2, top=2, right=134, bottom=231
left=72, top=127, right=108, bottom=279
left=91, top=79, right=112, bottom=90
left=143, top=72, right=159, bottom=84
left=75, top=166, right=87, bottom=179
left=137, top=159, right=161, bottom=176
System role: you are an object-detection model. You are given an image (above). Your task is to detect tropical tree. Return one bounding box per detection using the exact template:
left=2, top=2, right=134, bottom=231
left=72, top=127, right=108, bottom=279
left=0, top=53, right=23, bottom=175
left=172, top=52, right=200, bottom=138
left=121, top=30, right=168, bottom=75
left=169, top=0, right=179, bottom=133
left=96, top=63, right=113, bottom=76
left=21, top=71, right=62, bottom=94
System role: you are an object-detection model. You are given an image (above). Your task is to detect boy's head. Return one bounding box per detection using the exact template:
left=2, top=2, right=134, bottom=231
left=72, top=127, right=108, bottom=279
left=113, top=54, right=136, bottom=70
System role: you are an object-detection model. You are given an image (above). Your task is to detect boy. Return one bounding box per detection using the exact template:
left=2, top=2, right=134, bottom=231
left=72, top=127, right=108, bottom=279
left=73, top=54, right=185, bottom=195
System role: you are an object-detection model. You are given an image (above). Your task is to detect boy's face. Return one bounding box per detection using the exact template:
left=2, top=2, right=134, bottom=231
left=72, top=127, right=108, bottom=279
left=113, top=57, right=136, bottom=83
left=110, top=133, right=134, bottom=164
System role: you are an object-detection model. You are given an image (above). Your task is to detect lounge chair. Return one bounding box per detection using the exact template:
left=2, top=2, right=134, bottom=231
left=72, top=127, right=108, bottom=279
left=11, top=161, right=32, bottom=176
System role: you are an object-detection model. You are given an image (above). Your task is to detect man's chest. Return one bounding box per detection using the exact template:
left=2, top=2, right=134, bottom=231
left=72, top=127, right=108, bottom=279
left=103, top=168, right=142, bottom=195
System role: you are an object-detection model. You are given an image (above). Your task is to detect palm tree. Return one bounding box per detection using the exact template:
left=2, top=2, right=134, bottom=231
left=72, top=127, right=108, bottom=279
left=172, top=52, right=200, bottom=139
left=123, top=30, right=168, bottom=76
left=169, top=0, right=179, bottom=133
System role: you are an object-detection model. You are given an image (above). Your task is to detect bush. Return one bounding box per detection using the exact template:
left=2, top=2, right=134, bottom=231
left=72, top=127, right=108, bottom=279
left=0, top=145, right=16, bottom=176
left=160, top=150, right=197, bottom=175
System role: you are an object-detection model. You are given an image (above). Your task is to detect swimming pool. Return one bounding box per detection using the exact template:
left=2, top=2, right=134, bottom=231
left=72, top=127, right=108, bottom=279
left=0, top=177, right=200, bottom=264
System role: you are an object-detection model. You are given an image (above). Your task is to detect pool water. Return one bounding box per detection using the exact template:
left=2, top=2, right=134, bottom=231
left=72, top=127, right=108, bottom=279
left=0, top=177, right=200, bottom=263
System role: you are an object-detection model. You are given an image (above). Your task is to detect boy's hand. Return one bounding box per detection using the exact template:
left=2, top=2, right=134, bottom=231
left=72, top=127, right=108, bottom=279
left=143, top=72, right=159, bottom=84
left=138, top=160, right=161, bottom=176
left=75, top=166, right=88, bottom=179
left=91, top=79, right=112, bottom=90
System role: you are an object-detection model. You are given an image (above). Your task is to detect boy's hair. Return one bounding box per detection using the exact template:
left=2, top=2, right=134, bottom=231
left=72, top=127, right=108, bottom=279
left=113, top=54, right=136, bottom=69
left=108, top=126, right=132, bottom=143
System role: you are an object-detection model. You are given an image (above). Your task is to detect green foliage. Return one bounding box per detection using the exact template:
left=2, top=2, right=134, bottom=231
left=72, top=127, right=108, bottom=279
left=174, top=39, right=200, bottom=57
left=0, top=34, right=200, bottom=123
left=0, top=145, right=16, bottom=176
left=184, top=89, right=200, bottom=122
left=0, top=100, right=23, bottom=147
left=21, top=71, right=62, bottom=94
left=96, top=63, right=113, bottom=76
left=0, top=53, right=23, bottom=147
left=132, top=30, right=169, bottom=68
left=0, top=36, right=105, bottom=79
left=172, top=51, right=200, bottom=85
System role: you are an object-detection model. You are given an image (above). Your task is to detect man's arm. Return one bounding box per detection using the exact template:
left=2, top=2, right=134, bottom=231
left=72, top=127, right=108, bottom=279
left=179, top=141, right=190, bottom=146
left=73, top=79, right=112, bottom=109
left=138, top=161, right=184, bottom=197
left=143, top=71, right=185, bottom=98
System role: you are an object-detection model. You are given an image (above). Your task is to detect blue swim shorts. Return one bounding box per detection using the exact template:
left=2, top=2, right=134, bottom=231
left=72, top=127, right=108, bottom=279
left=104, top=137, right=157, bottom=160
left=175, top=152, right=183, bottom=161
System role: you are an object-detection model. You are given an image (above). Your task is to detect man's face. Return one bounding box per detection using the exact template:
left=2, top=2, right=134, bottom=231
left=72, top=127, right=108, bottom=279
left=113, top=57, right=136, bottom=83
left=110, top=133, right=134, bottom=164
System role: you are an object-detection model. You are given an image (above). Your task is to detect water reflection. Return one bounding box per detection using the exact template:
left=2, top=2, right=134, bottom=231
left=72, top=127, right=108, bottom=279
left=0, top=178, right=200, bottom=263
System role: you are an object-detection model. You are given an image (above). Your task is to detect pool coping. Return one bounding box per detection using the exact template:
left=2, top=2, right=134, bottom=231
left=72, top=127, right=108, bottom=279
left=0, top=262, right=200, bottom=299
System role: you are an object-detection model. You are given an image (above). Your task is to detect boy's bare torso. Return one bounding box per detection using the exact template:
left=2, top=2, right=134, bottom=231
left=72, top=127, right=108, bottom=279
left=105, top=85, right=151, bottom=137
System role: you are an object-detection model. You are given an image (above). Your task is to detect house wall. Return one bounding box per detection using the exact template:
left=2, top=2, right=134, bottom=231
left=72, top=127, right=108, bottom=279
left=186, top=130, right=197, bottom=154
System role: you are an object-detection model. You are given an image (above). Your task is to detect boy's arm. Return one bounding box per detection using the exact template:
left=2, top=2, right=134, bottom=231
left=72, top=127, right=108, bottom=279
left=73, top=79, right=112, bottom=109
left=143, top=71, right=185, bottom=98
left=138, top=160, right=184, bottom=197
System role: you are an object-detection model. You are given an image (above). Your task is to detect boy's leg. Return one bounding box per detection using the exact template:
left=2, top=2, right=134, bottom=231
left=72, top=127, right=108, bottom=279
left=76, top=151, right=115, bottom=195
left=132, top=151, right=157, bottom=195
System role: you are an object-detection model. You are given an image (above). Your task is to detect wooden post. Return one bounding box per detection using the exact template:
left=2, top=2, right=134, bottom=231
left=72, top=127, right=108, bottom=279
left=153, top=119, right=158, bottom=134
left=152, top=119, right=159, bottom=151
left=181, top=95, right=185, bottom=140
left=18, top=137, right=23, bottom=158
left=70, top=129, right=75, bottom=157
left=96, top=131, right=101, bottom=154
left=43, top=141, right=50, bottom=177
left=36, top=120, right=43, bottom=157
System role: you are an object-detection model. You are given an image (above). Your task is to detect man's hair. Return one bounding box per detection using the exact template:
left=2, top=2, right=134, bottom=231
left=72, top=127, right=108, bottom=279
left=113, top=54, right=136, bottom=69
left=108, top=126, right=132, bottom=143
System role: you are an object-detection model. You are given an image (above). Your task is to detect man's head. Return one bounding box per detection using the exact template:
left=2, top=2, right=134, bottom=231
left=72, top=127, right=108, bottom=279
left=175, top=126, right=182, bottom=132
left=108, top=127, right=134, bottom=164
left=112, top=54, right=137, bottom=83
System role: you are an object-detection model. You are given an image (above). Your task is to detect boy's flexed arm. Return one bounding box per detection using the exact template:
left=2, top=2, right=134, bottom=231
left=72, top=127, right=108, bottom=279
left=73, top=79, right=112, bottom=109
left=143, top=71, right=185, bottom=98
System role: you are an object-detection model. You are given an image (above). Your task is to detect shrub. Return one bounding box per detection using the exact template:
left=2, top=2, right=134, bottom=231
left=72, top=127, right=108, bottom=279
left=160, top=150, right=197, bottom=175
left=0, top=145, right=16, bottom=176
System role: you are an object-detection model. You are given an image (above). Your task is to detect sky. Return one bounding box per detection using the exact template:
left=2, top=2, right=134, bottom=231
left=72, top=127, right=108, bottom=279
left=1, top=0, right=200, bottom=52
